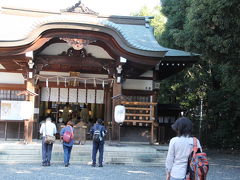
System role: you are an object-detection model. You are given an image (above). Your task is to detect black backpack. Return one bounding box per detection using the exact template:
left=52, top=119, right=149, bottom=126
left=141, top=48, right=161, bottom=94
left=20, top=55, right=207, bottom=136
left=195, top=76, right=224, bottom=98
left=93, top=129, right=101, bottom=143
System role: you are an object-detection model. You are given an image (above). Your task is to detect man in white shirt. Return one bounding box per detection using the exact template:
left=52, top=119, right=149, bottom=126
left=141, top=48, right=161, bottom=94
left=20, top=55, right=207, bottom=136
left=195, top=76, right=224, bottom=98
left=40, top=117, right=57, bottom=166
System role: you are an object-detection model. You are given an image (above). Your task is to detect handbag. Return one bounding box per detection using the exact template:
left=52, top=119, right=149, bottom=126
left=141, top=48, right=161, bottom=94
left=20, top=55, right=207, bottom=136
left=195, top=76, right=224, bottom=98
left=45, top=135, right=56, bottom=144
left=44, top=122, right=56, bottom=144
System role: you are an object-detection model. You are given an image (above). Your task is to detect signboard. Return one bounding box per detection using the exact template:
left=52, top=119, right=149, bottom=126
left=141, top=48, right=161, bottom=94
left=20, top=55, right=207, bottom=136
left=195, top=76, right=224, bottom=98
left=0, top=100, right=33, bottom=120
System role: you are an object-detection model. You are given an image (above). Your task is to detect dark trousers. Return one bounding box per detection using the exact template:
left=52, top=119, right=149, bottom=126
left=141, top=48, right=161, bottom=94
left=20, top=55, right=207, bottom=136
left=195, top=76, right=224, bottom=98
left=42, top=137, right=53, bottom=164
left=63, top=145, right=73, bottom=165
left=92, top=141, right=104, bottom=165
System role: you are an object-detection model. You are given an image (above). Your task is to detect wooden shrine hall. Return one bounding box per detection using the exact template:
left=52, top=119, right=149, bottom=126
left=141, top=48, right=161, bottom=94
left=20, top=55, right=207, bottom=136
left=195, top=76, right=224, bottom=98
left=0, top=2, right=198, bottom=144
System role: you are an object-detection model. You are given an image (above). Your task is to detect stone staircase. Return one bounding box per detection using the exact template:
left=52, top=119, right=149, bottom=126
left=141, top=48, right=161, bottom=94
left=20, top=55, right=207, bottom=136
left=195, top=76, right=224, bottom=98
left=0, top=140, right=168, bottom=166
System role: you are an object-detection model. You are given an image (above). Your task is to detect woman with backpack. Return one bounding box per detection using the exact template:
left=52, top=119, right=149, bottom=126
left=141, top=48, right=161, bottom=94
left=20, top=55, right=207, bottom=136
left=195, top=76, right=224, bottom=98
left=165, top=117, right=202, bottom=180
left=60, top=121, right=74, bottom=167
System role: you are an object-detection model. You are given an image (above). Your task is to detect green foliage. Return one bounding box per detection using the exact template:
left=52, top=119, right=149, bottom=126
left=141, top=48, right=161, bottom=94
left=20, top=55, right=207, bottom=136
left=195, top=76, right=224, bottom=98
left=160, top=0, right=191, bottom=49
left=159, top=0, right=240, bottom=149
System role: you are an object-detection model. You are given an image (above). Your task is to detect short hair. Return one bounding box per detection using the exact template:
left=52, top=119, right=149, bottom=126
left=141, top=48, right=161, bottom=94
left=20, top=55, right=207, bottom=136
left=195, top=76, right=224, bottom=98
left=67, top=121, right=74, bottom=127
left=97, top=118, right=103, bottom=124
left=171, top=117, right=192, bottom=136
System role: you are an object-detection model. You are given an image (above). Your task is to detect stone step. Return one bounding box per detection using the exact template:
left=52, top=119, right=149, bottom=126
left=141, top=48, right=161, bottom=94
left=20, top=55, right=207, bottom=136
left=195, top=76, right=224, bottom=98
left=0, top=155, right=166, bottom=166
left=0, top=141, right=168, bottom=166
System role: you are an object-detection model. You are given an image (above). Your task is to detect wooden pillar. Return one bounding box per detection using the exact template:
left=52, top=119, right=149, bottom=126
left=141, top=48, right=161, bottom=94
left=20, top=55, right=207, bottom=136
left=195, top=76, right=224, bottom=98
left=24, top=80, right=35, bottom=144
left=104, top=87, right=112, bottom=141
left=104, top=88, right=112, bottom=122
left=111, top=82, right=122, bottom=141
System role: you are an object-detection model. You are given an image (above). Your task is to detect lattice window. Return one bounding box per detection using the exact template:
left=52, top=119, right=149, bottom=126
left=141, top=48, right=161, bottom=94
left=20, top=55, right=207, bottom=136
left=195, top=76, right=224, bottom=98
left=126, top=96, right=150, bottom=102
left=0, top=90, right=25, bottom=101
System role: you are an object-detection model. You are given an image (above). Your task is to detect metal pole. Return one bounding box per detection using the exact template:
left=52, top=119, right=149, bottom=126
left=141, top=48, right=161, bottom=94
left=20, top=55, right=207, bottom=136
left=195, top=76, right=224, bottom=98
left=199, top=98, right=203, bottom=139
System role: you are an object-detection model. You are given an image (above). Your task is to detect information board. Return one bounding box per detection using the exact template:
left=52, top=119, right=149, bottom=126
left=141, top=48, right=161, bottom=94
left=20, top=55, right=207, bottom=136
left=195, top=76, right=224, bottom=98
left=0, top=100, right=33, bottom=120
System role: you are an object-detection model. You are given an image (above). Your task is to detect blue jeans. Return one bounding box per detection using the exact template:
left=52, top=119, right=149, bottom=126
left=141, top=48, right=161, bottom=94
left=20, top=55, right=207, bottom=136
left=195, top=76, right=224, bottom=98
left=63, top=145, right=72, bottom=165
left=92, top=141, right=104, bottom=165
left=42, top=137, right=53, bottom=164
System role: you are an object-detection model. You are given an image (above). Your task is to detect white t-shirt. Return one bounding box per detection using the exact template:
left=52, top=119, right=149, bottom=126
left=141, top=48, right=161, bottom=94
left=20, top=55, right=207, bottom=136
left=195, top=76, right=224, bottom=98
left=165, top=136, right=202, bottom=179
left=40, top=121, right=57, bottom=137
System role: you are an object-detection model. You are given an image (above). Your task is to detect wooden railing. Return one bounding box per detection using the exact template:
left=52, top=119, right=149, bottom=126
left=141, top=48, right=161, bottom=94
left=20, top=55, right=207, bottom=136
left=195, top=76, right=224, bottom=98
left=121, top=101, right=157, bottom=144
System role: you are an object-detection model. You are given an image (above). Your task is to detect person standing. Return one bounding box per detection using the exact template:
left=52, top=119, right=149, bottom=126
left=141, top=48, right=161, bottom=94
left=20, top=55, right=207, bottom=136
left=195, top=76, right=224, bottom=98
left=80, top=104, right=89, bottom=124
left=60, top=121, right=74, bottom=167
left=90, top=118, right=107, bottom=167
left=165, top=117, right=202, bottom=180
left=39, top=117, right=57, bottom=166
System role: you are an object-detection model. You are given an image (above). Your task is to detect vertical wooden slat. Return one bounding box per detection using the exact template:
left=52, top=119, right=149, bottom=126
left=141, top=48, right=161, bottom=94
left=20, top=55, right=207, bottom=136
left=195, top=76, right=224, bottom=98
left=4, top=122, right=7, bottom=140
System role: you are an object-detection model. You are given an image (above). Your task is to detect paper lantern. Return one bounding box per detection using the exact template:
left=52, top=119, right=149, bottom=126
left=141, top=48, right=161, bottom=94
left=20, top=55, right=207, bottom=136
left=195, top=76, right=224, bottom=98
left=114, top=105, right=125, bottom=123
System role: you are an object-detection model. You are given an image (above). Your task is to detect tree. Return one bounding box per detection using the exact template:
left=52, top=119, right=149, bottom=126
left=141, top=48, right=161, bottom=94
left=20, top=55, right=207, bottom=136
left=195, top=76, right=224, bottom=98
left=131, top=5, right=166, bottom=40
left=160, top=0, right=240, bottom=149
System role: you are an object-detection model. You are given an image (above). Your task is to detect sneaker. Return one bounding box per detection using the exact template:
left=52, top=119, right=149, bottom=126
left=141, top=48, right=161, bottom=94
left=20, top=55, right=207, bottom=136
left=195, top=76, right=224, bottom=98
left=91, top=163, right=96, bottom=167
left=42, top=163, right=46, bottom=166
left=99, top=164, right=103, bottom=167
left=46, top=162, right=50, bottom=166
left=65, top=164, right=68, bottom=167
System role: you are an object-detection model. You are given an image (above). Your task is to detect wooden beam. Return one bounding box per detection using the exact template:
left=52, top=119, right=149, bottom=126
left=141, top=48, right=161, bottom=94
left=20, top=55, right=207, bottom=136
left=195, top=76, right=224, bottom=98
left=0, top=83, right=26, bottom=90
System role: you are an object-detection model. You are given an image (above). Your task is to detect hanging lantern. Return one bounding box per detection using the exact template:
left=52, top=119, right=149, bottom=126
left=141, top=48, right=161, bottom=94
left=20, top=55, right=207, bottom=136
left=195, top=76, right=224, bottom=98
left=114, top=105, right=125, bottom=124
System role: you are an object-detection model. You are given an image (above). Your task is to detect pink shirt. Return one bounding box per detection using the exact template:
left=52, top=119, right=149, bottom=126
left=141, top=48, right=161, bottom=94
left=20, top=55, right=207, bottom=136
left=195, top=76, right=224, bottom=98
left=165, top=136, right=202, bottom=179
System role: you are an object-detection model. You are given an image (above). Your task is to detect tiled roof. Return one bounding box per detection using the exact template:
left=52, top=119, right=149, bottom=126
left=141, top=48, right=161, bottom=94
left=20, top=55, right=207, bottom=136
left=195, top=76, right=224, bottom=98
left=0, top=13, right=166, bottom=52
left=0, top=12, right=197, bottom=58
left=164, top=48, right=199, bottom=57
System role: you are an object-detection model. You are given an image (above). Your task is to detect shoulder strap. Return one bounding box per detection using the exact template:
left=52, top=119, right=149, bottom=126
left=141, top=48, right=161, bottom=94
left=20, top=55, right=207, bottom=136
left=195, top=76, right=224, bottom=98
left=69, top=126, right=74, bottom=137
left=44, top=123, right=48, bottom=136
left=193, top=137, right=198, bottom=153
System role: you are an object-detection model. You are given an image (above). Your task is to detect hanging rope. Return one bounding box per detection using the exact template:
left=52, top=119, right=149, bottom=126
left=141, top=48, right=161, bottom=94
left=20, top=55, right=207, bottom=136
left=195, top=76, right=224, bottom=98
left=35, top=74, right=114, bottom=88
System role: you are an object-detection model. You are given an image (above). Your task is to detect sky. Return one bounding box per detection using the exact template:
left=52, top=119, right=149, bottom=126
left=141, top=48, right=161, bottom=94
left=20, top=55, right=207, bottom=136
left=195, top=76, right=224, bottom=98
left=0, top=0, right=160, bottom=16
left=81, top=0, right=160, bottom=15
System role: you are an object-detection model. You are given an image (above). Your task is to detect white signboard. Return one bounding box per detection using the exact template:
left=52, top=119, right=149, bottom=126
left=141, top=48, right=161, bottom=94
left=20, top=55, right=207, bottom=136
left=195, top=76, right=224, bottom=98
left=0, top=100, right=33, bottom=120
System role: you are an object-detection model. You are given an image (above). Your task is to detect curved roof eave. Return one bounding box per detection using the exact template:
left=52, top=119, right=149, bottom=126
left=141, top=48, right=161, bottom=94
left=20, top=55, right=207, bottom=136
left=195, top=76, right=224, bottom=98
left=0, top=14, right=167, bottom=57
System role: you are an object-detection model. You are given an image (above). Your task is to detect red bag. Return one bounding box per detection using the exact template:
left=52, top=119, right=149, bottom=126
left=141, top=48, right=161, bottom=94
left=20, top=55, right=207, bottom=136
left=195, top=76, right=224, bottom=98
left=63, top=127, right=73, bottom=143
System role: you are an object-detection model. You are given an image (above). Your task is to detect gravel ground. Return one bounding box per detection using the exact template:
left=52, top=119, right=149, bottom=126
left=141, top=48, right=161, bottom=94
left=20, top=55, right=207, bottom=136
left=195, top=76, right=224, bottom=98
left=0, top=157, right=240, bottom=180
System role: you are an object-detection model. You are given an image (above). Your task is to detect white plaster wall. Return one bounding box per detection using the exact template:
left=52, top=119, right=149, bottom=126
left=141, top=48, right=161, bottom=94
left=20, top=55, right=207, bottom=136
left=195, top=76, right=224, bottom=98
left=0, top=64, right=5, bottom=69
left=0, top=72, right=24, bottom=84
left=40, top=43, right=113, bottom=59
left=85, top=45, right=113, bottom=59
left=123, top=79, right=153, bottom=91
left=140, top=70, right=153, bottom=78
left=40, top=43, right=70, bottom=55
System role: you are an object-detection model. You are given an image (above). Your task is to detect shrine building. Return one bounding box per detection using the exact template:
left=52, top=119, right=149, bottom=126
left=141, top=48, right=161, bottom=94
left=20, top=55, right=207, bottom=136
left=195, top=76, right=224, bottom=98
left=0, top=2, right=198, bottom=144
